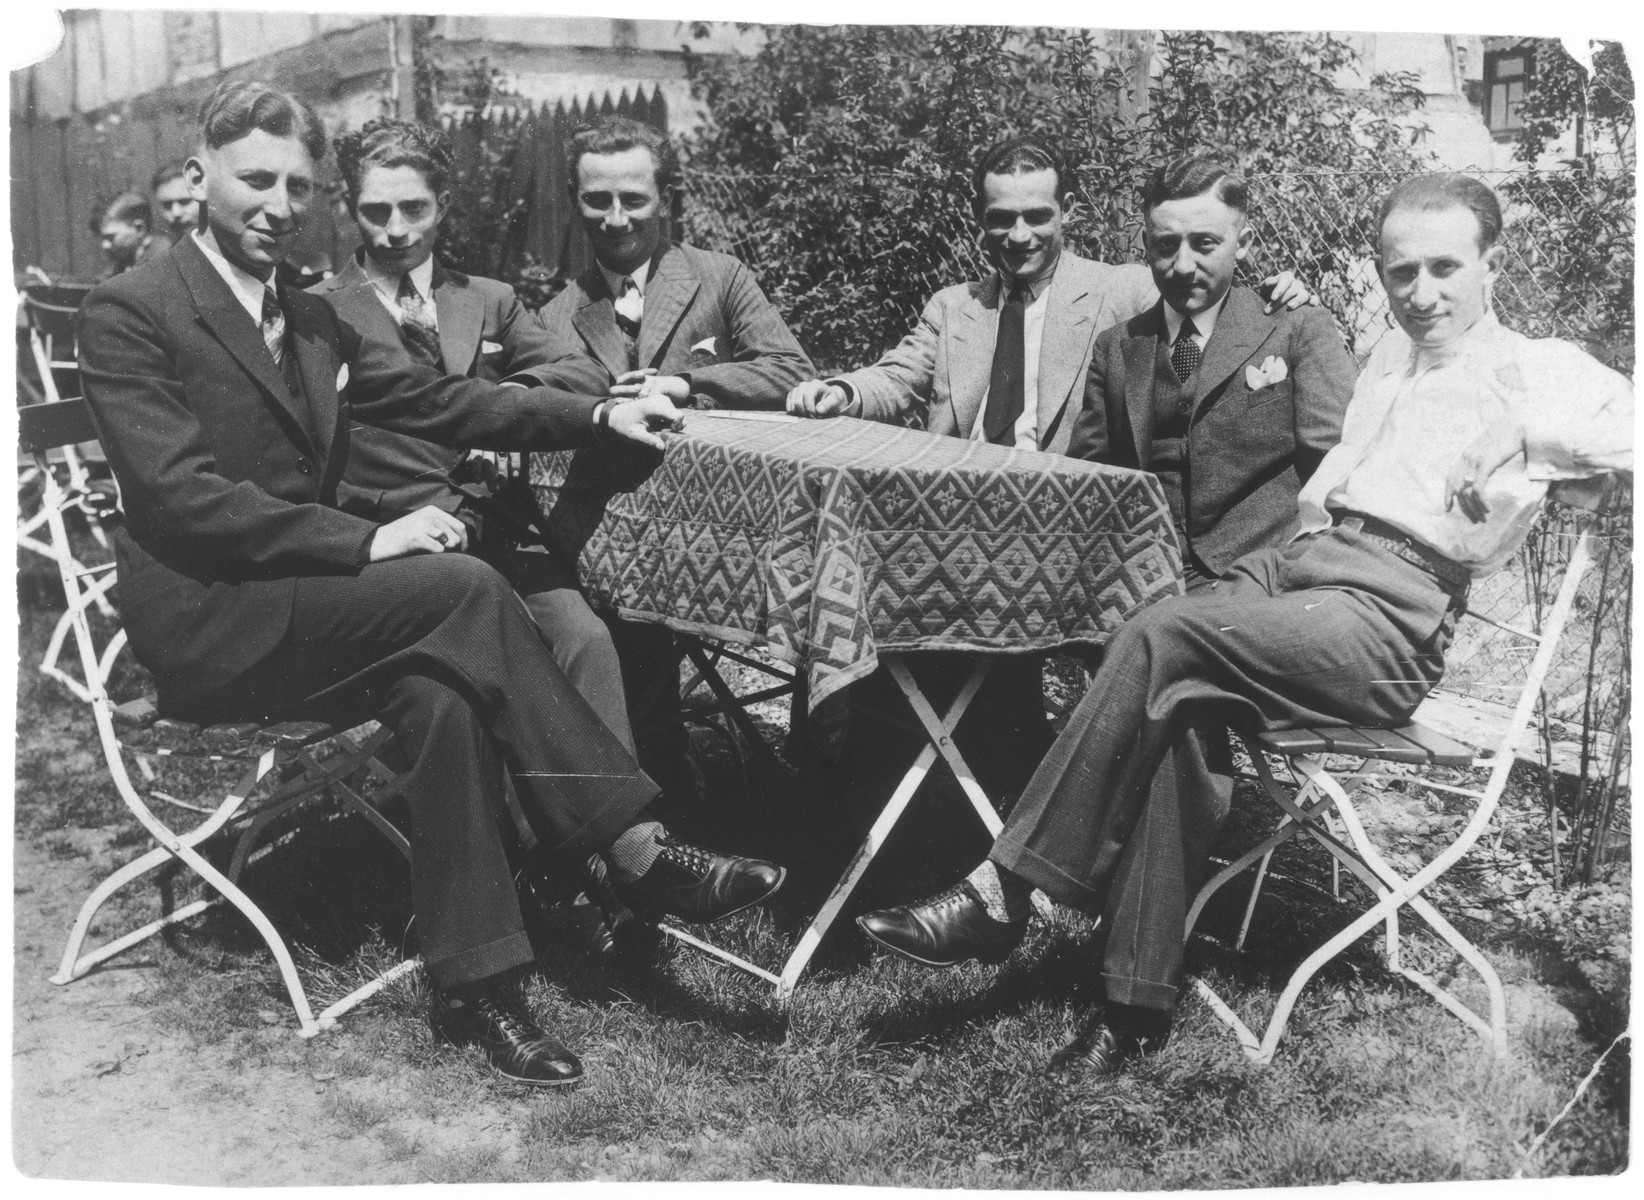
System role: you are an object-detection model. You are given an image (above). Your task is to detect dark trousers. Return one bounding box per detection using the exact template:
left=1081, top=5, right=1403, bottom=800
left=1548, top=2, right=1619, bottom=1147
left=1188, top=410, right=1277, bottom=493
left=173, top=554, right=658, bottom=990
left=992, top=528, right=1461, bottom=1011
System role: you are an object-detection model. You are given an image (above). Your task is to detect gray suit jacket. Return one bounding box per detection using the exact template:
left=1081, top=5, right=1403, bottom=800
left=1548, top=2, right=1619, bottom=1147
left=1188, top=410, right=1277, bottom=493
left=1070, top=287, right=1356, bottom=576
left=538, top=239, right=813, bottom=408
left=835, top=253, right=1159, bottom=453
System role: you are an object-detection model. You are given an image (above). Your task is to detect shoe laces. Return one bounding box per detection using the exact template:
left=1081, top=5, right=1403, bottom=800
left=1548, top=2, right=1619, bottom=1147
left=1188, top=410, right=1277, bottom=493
left=656, top=835, right=715, bottom=876
left=474, top=993, right=537, bottom=1042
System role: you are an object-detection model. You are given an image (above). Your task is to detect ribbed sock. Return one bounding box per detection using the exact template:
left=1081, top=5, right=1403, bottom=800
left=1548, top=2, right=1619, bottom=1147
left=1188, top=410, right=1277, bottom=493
left=966, top=859, right=1032, bottom=923
left=606, top=819, right=667, bottom=881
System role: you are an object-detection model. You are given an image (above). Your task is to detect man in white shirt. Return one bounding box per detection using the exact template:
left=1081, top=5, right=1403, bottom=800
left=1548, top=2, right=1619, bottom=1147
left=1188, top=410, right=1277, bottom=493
left=855, top=171, right=1632, bottom=1076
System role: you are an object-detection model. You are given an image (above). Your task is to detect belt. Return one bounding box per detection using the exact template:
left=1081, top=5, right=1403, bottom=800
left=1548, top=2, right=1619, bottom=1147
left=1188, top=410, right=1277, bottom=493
left=1326, top=508, right=1473, bottom=596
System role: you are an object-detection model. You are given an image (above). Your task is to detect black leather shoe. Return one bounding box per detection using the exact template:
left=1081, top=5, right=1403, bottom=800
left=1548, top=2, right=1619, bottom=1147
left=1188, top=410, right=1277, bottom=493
left=1046, top=1012, right=1166, bottom=1077
left=611, top=836, right=786, bottom=924
left=432, top=987, right=583, bottom=1088
left=856, top=882, right=1027, bottom=968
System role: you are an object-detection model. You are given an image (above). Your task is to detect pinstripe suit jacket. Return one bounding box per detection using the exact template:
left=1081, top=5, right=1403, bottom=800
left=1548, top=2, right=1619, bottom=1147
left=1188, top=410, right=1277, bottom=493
left=538, top=240, right=813, bottom=409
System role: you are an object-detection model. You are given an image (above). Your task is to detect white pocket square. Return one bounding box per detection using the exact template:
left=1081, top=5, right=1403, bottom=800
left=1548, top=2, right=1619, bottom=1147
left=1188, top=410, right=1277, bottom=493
left=335, top=364, right=349, bottom=393
left=1245, top=356, right=1289, bottom=390
left=690, top=336, right=718, bottom=356
left=481, top=340, right=504, bottom=354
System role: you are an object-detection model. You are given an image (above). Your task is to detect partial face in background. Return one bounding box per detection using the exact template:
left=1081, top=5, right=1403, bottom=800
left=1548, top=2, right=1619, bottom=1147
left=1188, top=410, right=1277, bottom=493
left=187, top=128, right=316, bottom=280
left=353, top=163, right=447, bottom=276
left=98, top=217, right=148, bottom=270
left=574, top=146, right=668, bottom=277
left=153, top=176, right=201, bottom=240
left=977, top=167, right=1069, bottom=286
left=1377, top=204, right=1502, bottom=348
left=1144, top=190, right=1251, bottom=316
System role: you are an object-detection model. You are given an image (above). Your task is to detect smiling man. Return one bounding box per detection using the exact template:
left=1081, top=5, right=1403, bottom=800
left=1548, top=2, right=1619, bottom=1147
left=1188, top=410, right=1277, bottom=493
left=855, top=171, right=1632, bottom=1077
left=76, top=80, right=786, bottom=1089
left=538, top=115, right=813, bottom=409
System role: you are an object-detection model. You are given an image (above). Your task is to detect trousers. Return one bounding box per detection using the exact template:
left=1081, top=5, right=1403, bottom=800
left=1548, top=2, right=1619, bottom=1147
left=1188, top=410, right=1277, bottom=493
left=171, top=553, right=658, bottom=990
left=992, top=527, right=1461, bottom=1010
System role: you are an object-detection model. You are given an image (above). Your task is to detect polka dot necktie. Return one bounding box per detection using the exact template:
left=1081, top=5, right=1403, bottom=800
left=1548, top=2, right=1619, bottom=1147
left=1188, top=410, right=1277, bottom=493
left=1170, top=317, right=1202, bottom=383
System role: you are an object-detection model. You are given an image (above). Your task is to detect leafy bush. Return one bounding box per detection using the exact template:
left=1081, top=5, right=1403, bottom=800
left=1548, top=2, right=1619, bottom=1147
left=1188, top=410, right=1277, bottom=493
left=681, top=27, right=1428, bottom=370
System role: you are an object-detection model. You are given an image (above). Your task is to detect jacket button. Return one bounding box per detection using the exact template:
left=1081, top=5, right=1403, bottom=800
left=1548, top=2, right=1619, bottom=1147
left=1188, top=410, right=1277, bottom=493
left=295, top=457, right=312, bottom=475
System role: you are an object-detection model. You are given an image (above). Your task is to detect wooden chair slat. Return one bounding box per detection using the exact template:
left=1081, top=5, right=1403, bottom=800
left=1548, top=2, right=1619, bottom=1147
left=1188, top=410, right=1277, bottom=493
left=1392, top=721, right=1476, bottom=768
left=1255, top=728, right=1331, bottom=756
left=203, top=723, right=264, bottom=748
left=19, top=399, right=99, bottom=455
left=1316, top=727, right=1386, bottom=756
left=1351, top=726, right=1435, bottom=765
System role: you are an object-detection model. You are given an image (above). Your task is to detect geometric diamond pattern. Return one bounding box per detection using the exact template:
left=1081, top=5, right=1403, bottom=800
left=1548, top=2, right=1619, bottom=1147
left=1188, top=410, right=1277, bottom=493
left=531, top=414, right=1186, bottom=724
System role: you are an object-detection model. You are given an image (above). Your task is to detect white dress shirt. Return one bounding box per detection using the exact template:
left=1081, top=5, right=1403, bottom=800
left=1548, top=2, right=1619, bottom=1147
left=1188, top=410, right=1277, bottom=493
left=598, top=257, right=652, bottom=305
left=361, top=253, right=438, bottom=329
left=1161, top=289, right=1227, bottom=352
left=191, top=230, right=273, bottom=326
left=968, top=271, right=1054, bottom=451
left=1297, top=311, right=1634, bottom=578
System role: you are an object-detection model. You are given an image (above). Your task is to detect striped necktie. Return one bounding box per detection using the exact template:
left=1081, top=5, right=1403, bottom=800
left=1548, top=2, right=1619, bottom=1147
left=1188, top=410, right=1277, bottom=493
left=260, top=286, right=285, bottom=368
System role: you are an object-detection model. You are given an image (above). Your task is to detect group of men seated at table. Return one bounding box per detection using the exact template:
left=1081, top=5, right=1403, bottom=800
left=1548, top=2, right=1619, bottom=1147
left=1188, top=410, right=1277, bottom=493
left=76, top=77, right=1632, bottom=1089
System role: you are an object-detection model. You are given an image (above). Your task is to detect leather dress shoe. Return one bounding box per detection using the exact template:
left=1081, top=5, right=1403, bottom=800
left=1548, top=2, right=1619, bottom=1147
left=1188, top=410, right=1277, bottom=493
left=1046, top=1012, right=1166, bottom=1077
left=856, top=882, right=1027, bottom=968
left=611, top=836, right=785, bottom=924
left=432, top=987, right=583, bottom=1088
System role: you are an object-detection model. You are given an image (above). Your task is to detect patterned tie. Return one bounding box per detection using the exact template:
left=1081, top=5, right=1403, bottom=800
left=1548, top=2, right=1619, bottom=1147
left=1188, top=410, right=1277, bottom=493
left=612, top=276, right=643, bottom=338
left=982, top=283, right=1028, bottom=446
left=396, top=274, right=443, bottom=369
left=260, top=286, right=285, bottom=369
left=1171, top=316, right=1202, bottom=383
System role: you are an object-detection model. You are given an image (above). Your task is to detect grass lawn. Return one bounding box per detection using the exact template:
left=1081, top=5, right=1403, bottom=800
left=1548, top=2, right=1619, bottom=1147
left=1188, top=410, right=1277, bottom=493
left=11, top=576, right=1630, bottom=1186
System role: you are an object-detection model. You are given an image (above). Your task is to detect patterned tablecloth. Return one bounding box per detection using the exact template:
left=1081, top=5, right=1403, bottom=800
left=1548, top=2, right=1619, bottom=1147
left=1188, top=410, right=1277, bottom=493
left=529, top=412, right=1185, bottom=719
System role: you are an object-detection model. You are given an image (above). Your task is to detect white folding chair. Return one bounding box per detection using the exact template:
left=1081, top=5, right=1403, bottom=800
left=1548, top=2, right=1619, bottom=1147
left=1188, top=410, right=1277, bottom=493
left=25, top=399, right=419, bottom=1038
left=1187, top=512, right=1601, bottom=1064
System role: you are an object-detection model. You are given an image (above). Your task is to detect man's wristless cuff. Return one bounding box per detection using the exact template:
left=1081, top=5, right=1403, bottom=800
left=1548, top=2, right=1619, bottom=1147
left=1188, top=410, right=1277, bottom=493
left=593, top=401, right=613, bottom=445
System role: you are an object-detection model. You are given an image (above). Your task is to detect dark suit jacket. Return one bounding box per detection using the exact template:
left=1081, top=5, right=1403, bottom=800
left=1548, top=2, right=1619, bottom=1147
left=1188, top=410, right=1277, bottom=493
left=77, top=234, right=607, bottom=705
left=308, top=254, right=608, bottom=522
left=1070, top=287, right=1356, bottom=576
left=538, top=239, right=813, bottom=408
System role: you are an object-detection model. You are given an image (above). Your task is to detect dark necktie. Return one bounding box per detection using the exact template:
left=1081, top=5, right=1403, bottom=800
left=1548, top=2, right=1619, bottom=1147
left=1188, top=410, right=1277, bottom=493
left=396, top=274, right=444, bottom=370
left=260, top=286, right=285, bottom=369
left=1171, top=317, right=1202, bottom=383
left=982, top=282, right=1028, bottom=446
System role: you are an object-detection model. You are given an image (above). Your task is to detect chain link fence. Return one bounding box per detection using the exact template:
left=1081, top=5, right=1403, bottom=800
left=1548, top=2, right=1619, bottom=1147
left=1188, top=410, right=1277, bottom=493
left=683, top=163, right=1633, bottom=867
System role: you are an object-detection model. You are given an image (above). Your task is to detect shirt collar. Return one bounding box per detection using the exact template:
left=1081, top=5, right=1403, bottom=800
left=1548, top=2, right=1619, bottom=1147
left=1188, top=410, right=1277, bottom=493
left=361, top=251, right=436, bottom=305
left=1407, top=309, right=1501, bottom=374
left=191, top=229, right=272, bottom=325
left=995, top=262, right=1055, bottom=306
left=1162, top=289, right=1228, bottom=344
left=599, top=257, right=652, bottom=302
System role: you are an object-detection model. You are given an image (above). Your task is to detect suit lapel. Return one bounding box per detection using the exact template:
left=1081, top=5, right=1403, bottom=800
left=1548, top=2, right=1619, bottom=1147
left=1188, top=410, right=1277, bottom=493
left=1124, top=303, right=1164, bottom=465
left=949, top=276, right=1000, bottom=439
left=433, top=266, right=484, bottom=376
left=1190, top=289, right=1277, bottom=414
left=1035, top=262, right=1093, bottom=445
left=174, top=236, right=314, bottom=451
left=572, top=272, right=632, bottom=379
left=284, top=288, right=336, bottom=463
left=637, top=242, right=699, bottom=369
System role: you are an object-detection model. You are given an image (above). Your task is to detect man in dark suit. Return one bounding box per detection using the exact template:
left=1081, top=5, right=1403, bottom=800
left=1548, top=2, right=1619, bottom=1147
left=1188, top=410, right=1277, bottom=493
left=77, top=81, right=784, bottom=1089
left=856, top=172, right=1632, bottom=1076
left=1059, top=154, right=1356, bottom=885
left=310, top=118, right=632, bottom=751
left=1072, top=153, right=1355, bottom=586
left=538, top=114, right=815, bottom=796
left=538, top=115, right=813, bottom=409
